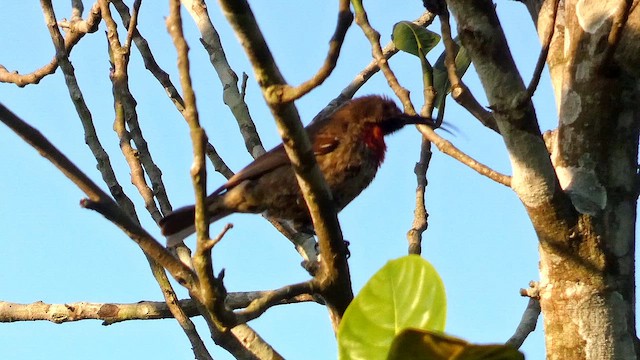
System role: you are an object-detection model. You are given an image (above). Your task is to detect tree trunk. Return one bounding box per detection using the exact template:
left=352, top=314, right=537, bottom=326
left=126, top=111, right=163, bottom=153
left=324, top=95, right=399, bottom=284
left=446, top=0, right=639, bottom=358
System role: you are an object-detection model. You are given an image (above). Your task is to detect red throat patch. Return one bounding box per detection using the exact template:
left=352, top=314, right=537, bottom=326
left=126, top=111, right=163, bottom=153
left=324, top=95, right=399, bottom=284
left=364, top=125, right=387, bottom=167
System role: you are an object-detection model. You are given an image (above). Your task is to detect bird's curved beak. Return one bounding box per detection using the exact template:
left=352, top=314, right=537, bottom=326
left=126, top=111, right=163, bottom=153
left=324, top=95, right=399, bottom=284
left=400, top=114, right=435, bottom=126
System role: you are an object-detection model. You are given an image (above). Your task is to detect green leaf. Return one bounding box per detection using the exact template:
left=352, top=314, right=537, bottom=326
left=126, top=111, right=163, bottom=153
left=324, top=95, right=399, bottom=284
left=338, top=255, right=447, bottom=360
left=387, top=329, right=525, bottom=360
left=392, top=21, right=441, bottom=58
left=433, top=38, right=472, bottom=108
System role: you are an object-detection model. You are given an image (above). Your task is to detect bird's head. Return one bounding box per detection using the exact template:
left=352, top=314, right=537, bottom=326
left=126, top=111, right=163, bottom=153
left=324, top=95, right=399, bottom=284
left=334, top=95, right=434, bottom=165
left=349, top=95, right=435, bottom=135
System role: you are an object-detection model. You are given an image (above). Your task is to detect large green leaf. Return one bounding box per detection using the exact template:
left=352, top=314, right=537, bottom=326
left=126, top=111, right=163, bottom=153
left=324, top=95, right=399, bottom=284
left=433, top=38, right=472, bottom=108
left=387, top=329, right=524, bottom=360
left=338, top=255, right=447, bottom=360
left=392, top=21, right=441, bottom=58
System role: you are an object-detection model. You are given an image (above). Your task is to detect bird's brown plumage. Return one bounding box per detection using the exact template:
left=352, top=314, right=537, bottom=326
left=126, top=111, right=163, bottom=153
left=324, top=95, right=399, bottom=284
left=160, top=95, right=433, bottom=246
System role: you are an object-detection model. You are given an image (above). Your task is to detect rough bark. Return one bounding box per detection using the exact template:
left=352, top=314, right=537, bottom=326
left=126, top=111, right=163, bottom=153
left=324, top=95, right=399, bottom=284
left=447, top=0, right=638, bottom=358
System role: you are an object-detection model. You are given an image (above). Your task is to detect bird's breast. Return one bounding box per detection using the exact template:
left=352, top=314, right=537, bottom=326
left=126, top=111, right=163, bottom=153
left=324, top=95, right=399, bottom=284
left=362, top=125, right=387, bottom=165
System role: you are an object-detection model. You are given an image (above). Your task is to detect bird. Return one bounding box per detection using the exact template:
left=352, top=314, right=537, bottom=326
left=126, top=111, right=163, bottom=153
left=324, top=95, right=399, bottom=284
left=159, top=95, right=434, bottom=246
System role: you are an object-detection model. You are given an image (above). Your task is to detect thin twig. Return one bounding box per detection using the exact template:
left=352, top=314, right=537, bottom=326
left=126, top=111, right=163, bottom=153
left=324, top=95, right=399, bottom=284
left=218, top=0, right=353, bottom=332
left=439, top=7, right=500, bottom=133
left=279, top=0, right=353, bottom=102
left=351, top=0, right=415, bottom=113
left=0, top=103, right=198, bottom=289
left=523, top=0, right=559, bottom=101
left=102, top=0, right=163, bottom=222
left=600, top=0, right=634, bottom=72
left=182, top=0, right=266, bottom=158
left=40, top=0, right=139, bottom=218
left=144, top=256, right=214, bottom=360
left=407, top=139, right=432, bottom=255
left=235, top=281, right=315, bottom=323
left=111, top=0, right=185, bottom=113
left=505, top=298, right=541, bottom=348
left=1, top=2, right=101, bottom=87
left=418, top=125, right=511, bottom=186
left=167, top=0, right=215, bottom=311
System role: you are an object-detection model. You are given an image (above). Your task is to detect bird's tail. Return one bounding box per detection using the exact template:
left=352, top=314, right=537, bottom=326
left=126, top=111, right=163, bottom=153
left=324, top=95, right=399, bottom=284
left=159, top=199, right=232, bottom=247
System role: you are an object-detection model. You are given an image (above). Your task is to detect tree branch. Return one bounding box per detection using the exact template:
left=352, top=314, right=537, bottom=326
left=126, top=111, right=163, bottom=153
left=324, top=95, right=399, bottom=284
left=102, top=0, right=163, bottom=223
left=235, top=281, right=316, bottom=324
left=39, top=0, right=139, bottom=219
left=407, top=139, right=433, bottom=255
left=439, top=6, right=499, bottom=133
left=351, top=0, right=415, bottom=113
left=505, top=298, right=541, bottom=349
left=217, top=0, right=353, bottom=331
left=446, top=0, right=557, bottom=207
left=418, top=126, right=511, bottom=187
left=0, top=103, right=198, bottom=289
left=181, top=0, right=266, bottom=158
left=167, top=3, right=281, bottom=359
left=279, top=0, right=353, bottom=102
left=0, top=2, right=101, bottom=87
left=0, top=292, right=319, bottom=325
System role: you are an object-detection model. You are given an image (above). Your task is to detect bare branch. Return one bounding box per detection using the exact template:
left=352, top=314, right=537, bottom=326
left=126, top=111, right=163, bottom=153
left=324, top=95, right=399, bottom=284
left=235, top=281, right=316, bottom=323
left=439, top=7, right=499, bottom=133
left=505, top=298, right=541, bottom=349
left=418, top=126, right=511, bottom=187
left=523, top=0, right=560, bottom=101
left=0, top=103, right=198, bottom=289
left=0, top=300, right=199, bottom=325
left=167, top=0, right=215, bottom=313
left=407, top=139, right=432, bottom=255
left=218, top=0, right=353, bottom=331
left=1, top=2, right=101, bottom=87
left=181, top=0, right=266, bottom=158
left=101, top=0, right=163, bottom=222
left=339, top=11, right=436, bottom=102
left=40, top=0, right=138, bottom=218
left=167, top=4, right=280, bottom=359
left=0, top=292, right=319, bottom=325
left=351, top=0, right=415, bottom=112
left=279, top=0, right=353, bottom=102
left=144, top=258, right=214, bottom=360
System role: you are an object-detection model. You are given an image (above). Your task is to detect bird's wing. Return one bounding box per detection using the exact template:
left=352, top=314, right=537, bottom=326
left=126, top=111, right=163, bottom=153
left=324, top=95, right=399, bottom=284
left=208, top=135, right=341, bottom=199
left=208, top=144, right=290, bottom=198
left=312, top=134, right=340, bottom=155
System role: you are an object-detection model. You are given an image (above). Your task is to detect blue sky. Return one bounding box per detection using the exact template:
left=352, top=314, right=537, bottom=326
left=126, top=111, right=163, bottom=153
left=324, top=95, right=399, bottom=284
left=0, top=1, right=614, bottom=359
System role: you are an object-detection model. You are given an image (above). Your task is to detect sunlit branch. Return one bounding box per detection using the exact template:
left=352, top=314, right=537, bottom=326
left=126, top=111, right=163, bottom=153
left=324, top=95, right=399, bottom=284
left=218, top=0, right=353, bottom=331
left=439, top=7, right=500, bottom=133
left=40, top=0, right=139, bottom=218
left=235, top=281, right=316, bottom=324
left=0, top=103, right=198, bottom=289
left=351, top=0, right=415, bottom=113
left=407, top=139, right=433, bottom=255
left=418, top=125, right=511, bottom=187
left=0, top=2, right=101, bottom=87
left=182, top=0, right=266, bottom=158
left=280, top=0, right=353, bottom=102
left=506, top=298, right=541, bottom=349
left=523, top=0, right=559, bottom=101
